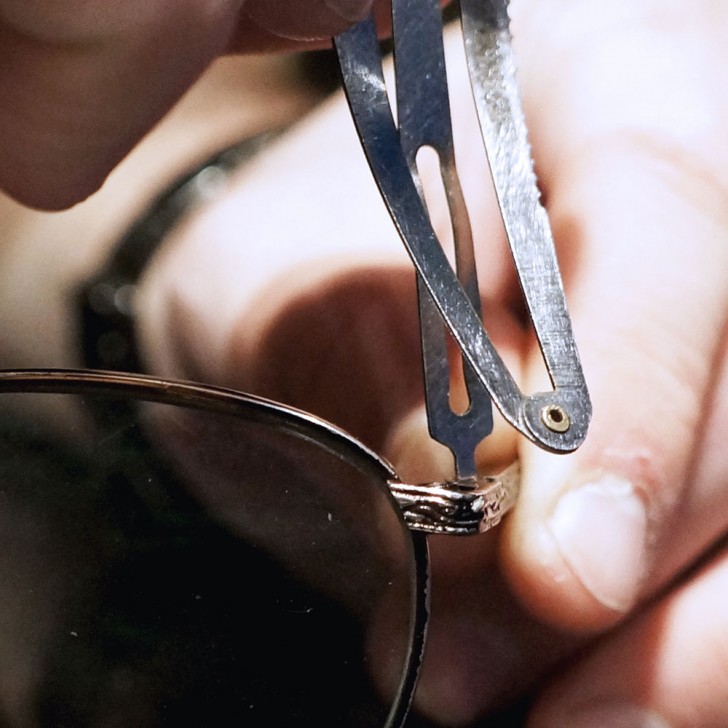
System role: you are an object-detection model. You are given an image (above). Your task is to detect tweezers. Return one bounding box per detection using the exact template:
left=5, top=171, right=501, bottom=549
left=334, top=0, right=592, bottom=532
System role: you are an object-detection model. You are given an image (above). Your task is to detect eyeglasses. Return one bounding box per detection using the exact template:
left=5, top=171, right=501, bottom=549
left=0, top=369, right=426, bottom=726
left=2, top=2, right=591, bottom=726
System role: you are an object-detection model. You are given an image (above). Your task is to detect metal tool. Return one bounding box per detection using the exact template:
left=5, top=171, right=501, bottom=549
left=334, top=0, right=591, bottom=533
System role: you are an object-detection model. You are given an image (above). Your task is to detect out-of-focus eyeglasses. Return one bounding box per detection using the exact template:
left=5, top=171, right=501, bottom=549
left=0, top=369, right=427, bottom=726
left=1, top=2, right=591, bottom=726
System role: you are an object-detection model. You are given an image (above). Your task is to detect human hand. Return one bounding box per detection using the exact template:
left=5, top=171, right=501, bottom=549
left=0, top=0, right=393, bottom=210
left=4, top=1, right=728, bottom=725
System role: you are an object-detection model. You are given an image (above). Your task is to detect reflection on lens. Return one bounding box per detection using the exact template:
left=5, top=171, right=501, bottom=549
left=0, top=379, right=425, bottom=727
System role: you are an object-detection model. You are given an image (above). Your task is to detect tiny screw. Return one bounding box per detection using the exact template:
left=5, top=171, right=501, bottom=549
left=541, top=404, right=571, bottom=433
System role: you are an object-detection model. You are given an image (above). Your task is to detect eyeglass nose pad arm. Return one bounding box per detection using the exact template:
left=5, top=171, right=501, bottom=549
left=334, top=2, right=591, bottom=457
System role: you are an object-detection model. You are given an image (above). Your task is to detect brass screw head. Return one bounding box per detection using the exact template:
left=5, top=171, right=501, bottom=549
left=541, top=404, right=571, bottom=433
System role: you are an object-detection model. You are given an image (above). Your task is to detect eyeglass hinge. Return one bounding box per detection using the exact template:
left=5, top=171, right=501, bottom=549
left=389, top=463, right=519, bottom=536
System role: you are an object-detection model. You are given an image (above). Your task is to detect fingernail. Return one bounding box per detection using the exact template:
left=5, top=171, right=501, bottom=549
left=324, top=0, right=373, bottom=23
left=244, top=0, right=372, bottom=40
left=548, top=475, right=648, bottom=611
left=564, top=702, right=671, bottom=728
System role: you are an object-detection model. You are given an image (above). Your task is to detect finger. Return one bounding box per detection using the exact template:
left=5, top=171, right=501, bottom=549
left=0, top=0, right=401, bottom=210
left=529, top=542, right=728, bottom=728
left=503, top=0, right=728, bottom=631
left=0, top=0, right=242, bottom=209
left=240, top=0, right=374, bottom=42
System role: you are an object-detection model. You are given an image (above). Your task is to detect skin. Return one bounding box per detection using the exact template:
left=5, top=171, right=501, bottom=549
left=0, top=0, right=391, bottom=209
left=1, top=1, right=728, bottom=726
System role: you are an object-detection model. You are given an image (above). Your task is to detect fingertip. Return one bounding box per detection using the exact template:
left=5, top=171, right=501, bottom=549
left=242, top=0, right=373, bottom=42
left=0, top=176, right=91, bottom=212
left=502, top=529, right=614, bottom=635
left=0, top=149, right=116, bottom=211
left=0, top=0, right=238, bottom=210
left=501, top=460, right=645, bottom=634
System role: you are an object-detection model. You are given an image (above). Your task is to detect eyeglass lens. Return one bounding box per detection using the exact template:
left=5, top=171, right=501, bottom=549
left=0, top=386, right=423, bottom=727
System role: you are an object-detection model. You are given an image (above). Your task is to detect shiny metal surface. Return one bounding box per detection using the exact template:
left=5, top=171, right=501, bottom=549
left=392, top=0, right=493, bottom=479
left=334, top=2, right=591, bottom=456
left=390, top=463, right=519, bottom=535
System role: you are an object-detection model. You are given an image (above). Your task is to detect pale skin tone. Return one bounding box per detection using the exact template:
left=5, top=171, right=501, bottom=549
left=0, top=0, right=392, bottom=209
left=1, top=1, right=728, bottom=727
